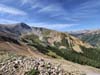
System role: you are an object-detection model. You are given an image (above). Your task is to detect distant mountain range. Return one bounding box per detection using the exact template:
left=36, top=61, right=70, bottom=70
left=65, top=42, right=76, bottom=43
left=0, top=23, right=100, bottom=69
left=70, top=29, right=100, bottom=48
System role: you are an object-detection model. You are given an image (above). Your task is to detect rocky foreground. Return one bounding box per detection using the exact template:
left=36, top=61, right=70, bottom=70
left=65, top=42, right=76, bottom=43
left=0, top=55, right=86, bottom=75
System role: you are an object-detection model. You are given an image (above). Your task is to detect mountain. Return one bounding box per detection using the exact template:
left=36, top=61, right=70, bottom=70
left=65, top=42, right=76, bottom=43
left=0, top=23, right=32, bottom=36
left=0, top=23, right=100, bottom=69
left=70, top=29, right=100, bottom=48
left=0, top=23, right=92, bottom=53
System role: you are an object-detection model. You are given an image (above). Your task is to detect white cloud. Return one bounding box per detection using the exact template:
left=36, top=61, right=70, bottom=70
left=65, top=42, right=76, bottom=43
left=21, top=0, right=74, bottom=22
left=20, top=0, right=100, bottom=22
left=31, top=2, right=44, bottom=9
left=79, top=0, right=100, bottom=9
left=47, top=0, right=100, bottom=21
left=21, top=0, right=34, bottom=5
left=72, top=0, right=100, bottom=18
left=38, top=4, right=65, bottom=13
left=28, top=22, right=77, bottom=31
left=36, top=4, right=72, bottom=21
left=0, top=4, right=27, bottom=16
left=0, top=19, right=18, bottom=24
left=21, top=0, right=29, bottom=5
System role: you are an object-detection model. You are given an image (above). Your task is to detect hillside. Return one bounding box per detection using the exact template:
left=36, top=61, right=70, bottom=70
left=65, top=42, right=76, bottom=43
left=21, top=29, right=100, bottom=68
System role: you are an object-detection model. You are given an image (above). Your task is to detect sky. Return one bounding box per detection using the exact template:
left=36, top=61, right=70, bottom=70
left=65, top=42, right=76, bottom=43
left=0, top=0, right=100, bottom=31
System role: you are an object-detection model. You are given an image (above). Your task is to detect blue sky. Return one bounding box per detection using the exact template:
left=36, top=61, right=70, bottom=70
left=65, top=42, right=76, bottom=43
left=0, top=0, right=100, bottom=31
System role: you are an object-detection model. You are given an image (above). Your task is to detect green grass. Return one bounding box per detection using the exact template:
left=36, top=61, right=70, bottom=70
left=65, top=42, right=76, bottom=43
left=47, top=50, right=62, bottom=58
left=27, top=68, right=39, bottom=75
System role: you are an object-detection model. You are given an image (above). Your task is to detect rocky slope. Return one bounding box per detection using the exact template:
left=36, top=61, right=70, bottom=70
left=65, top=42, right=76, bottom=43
left=0, top=55, right=67, bottom=75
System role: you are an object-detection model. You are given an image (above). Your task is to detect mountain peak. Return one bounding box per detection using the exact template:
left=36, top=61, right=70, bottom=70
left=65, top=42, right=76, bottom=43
left=16, top=22, right=31, bottom=29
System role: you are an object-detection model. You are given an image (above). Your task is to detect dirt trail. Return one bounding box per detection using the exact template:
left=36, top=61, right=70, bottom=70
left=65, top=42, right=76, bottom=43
left=87, top=72, right=100, bottom=75
left=6, top=42, right=18, bottom=51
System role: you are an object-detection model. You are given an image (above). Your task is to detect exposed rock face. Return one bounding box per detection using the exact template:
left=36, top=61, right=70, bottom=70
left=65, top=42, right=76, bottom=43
left=22, top=30, right=92, bottom=53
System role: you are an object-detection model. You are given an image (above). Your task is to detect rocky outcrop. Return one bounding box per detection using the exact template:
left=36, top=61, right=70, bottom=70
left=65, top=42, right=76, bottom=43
left=0, top=56, right=86, bottom=75
left=0, top=56, right=66, bottom=75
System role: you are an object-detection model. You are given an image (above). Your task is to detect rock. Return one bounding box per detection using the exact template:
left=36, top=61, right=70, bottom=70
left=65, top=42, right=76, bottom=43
left=0, top=56, right=68, bottom=75
left=0, top=56, right=85, bottom=75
